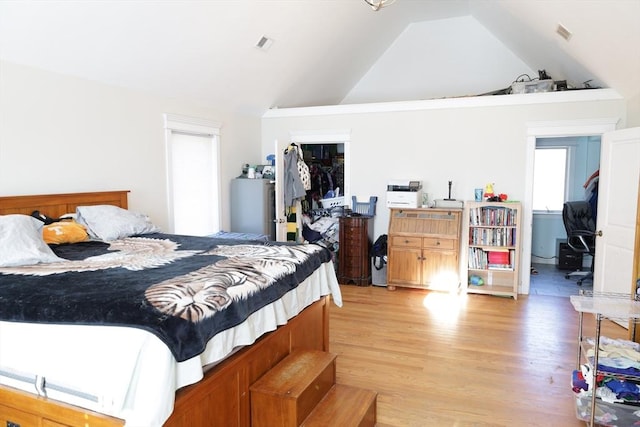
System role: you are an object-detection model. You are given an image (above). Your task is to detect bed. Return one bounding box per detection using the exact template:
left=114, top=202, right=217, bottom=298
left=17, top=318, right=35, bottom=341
left=0, top=190, right=342, bottom=427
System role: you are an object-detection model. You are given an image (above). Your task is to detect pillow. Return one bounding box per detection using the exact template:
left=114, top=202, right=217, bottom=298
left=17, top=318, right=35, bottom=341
left=43, top=220, right=89, bottom=245
left=0, top=215, right=63, bottom=267
left=76, top=205, right=160, bottom=241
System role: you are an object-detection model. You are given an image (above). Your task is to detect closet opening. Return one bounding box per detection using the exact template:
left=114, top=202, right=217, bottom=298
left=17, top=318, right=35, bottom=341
left=274, top=130, right=350, bottom=242
left=300, top=143, right=345, bottom=213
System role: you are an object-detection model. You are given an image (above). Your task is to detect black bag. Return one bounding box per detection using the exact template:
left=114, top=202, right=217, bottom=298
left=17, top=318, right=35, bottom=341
left=371, top=234, right=387, bottom=270
left=302, top=224, right=323, bottom=243
left=31, top=210, right=61, bottom=225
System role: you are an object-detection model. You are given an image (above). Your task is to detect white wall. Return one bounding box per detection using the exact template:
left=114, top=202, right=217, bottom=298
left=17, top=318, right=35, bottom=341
left=0, top=61, right=263, bottom=231
left=629, top=94, right=640, bottom=128
left=261, top=91, right=626, bottom=242
left=343, top=16, right=535, bottom=104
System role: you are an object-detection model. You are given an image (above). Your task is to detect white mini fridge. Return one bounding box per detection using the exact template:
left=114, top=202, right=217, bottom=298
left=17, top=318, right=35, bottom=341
left=230, top=178, right=276, bottom=240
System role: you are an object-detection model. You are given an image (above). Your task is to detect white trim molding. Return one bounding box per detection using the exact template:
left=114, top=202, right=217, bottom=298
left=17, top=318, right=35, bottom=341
left=164, top=113, right=221, bottom=136
left=289, top=129, right=352, bottom=143
left=526, top=118, right=620, bottom=137
left=263, top=89, right=622, bottom=119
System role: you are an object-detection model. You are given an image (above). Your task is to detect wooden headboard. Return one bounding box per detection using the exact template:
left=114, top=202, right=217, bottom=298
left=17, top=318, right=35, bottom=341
left=0, top=191, right=130, bottom=217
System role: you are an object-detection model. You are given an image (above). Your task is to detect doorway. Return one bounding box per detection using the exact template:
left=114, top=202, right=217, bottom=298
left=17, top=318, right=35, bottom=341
left=300, top=143, right=345, bottom=212
left=273, top=130, right=351, bottom=241
left=522, top=119, right=618, bottom=295
left=530, top=136, right=600, bottom=296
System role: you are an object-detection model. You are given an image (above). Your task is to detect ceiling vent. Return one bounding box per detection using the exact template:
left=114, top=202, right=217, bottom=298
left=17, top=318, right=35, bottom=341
left=255, top=36, right=274, bottom=51
left=556, top=23, right=572, bottom=41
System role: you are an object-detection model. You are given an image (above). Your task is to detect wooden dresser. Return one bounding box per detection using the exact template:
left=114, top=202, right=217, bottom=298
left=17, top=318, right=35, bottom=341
left=387, top=208, right=462, bottom=291
left=338, top=215, right=374, bottom=286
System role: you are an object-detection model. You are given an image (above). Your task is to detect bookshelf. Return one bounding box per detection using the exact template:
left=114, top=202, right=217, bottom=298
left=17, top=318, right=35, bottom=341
left=465, top=201, right=521, bottom=299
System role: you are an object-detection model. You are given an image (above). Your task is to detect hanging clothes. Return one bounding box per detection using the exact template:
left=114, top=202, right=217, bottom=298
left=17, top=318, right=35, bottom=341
left=283, top=144, right=307, bottom=208
left=294, top=145, right=311, bottom=191
left=584, top=169, right=599, bottom=222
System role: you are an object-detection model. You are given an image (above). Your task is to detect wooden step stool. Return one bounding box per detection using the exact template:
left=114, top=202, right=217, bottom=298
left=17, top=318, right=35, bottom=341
left=301, top=384, right=377, bottom=427
left=250, top=349, right=376, bottom=427
left=250, top=350, right=336, bottom=427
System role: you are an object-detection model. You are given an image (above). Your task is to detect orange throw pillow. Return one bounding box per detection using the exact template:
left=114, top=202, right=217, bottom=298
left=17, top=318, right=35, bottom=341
left=43, top=220, right=89, bottom=245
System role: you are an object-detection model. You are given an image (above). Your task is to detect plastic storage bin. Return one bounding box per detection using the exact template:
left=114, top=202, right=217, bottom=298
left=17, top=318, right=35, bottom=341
left=352, top=196, right=377, bottom=217
left=371, top=259, right=387, bottom=286
left=574, top=394, right=640, bottom=425
left=320, top=197, right=344, bottom=208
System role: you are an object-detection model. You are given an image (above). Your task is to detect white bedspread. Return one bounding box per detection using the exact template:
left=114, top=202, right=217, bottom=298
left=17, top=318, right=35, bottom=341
left=0, top=260, right=341, bottom=426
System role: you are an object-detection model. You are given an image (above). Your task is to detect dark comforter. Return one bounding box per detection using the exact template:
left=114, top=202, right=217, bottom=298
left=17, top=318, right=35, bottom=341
left=0, top=234, right=332, bottom=362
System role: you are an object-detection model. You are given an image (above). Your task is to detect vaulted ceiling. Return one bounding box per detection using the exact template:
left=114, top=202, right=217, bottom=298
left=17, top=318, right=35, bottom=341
left=0, top=0, right=638, bottom=116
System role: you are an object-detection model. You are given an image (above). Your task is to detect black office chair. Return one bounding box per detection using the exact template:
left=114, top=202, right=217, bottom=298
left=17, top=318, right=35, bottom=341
left=562, top=201, right=597, bottom=285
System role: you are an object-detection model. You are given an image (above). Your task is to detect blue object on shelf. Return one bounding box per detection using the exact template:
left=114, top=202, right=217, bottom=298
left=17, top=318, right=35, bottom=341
left=469, top=275, right=484, bottom=286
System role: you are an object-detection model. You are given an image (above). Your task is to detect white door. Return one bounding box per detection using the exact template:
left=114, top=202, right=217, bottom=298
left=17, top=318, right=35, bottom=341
left=274, top=139, right=289, bottom=241
left=593, top=127, right=640, bottom=295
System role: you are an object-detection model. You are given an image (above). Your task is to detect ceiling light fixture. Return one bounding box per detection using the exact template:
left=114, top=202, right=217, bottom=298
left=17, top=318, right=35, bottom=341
left=364, top=0, right=397, bottom=12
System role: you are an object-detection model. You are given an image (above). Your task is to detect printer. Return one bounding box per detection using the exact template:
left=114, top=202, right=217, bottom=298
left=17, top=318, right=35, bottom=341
left=386, top=180, right=423, bottom=208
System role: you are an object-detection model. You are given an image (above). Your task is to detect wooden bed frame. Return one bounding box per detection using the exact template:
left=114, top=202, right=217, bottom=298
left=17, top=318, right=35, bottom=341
left=0, top=191, right=331, bottom=427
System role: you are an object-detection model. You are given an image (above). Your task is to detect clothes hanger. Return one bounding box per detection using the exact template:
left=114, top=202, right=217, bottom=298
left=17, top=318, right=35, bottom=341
left=284, top=142, right=298, bottom=154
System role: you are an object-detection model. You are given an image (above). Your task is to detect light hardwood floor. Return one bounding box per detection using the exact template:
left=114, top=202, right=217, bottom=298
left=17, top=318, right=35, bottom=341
left=329, top=285, right=628, bottom=427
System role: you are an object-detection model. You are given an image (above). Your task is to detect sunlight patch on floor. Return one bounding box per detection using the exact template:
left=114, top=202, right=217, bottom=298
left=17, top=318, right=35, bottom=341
left=422, top=290, right=467, bottom=324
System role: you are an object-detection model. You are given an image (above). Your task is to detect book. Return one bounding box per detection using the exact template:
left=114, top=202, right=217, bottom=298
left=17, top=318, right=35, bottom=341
left=488, top=250, right=510, bottom=265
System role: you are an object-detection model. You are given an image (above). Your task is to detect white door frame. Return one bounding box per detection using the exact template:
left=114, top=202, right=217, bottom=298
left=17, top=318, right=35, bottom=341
left=522, top=118, right=619, bottom=294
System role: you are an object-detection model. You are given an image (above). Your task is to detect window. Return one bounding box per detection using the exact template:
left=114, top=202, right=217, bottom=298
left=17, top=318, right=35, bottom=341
left=164, top=114, right=221, bottom=235
left=533, top=147, right=567, bottom=212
